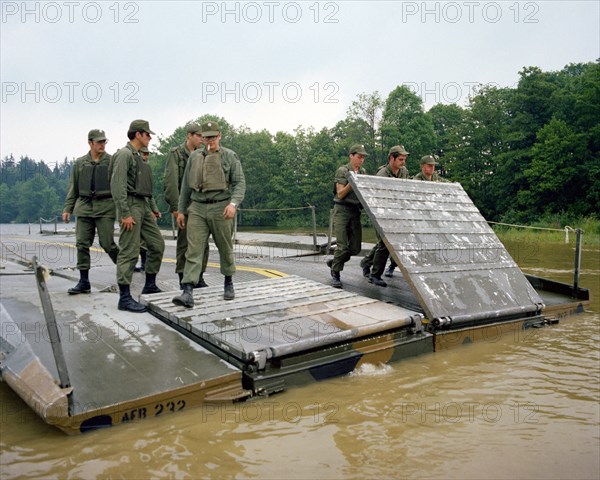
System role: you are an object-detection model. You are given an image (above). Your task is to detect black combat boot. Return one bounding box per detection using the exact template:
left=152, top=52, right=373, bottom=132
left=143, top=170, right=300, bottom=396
left=194, top=274, right=208, bottom=289
left=384, top=262, right=396, bottom=278
left=327, top=260, right=343, bottom=288
left=331, top=271, right=343, bottom=289
left=172, top=283, right=194, bottom=308
left=369, top=275, right=388, bottom=287
left=68, top=269, right=91, bottom=294
left=134, top=250, right=147, bottom=272
left=360, top=257, right=371, bottom=278
left=141, top=273, right=162, bottom=294
left=118, top=284, right=147, bottom=313
left=224, top=276, right=235, bottom=300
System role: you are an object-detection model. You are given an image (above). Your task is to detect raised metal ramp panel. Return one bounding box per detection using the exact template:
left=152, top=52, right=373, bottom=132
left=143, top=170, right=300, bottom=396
left=142, top=276, right=422, bottom=363
left=349, top=175, right=544, bottom=328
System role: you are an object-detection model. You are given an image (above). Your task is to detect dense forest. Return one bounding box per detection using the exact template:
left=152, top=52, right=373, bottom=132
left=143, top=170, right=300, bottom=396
left=1, top=62, right=598, bottom=230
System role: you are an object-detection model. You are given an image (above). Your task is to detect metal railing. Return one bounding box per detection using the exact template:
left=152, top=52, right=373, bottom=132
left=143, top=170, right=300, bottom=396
left=488, top=221, right=579, bottom=243
left=38, top=216, right=58, bottom=234
left=234, top=205, right=319, bottom=251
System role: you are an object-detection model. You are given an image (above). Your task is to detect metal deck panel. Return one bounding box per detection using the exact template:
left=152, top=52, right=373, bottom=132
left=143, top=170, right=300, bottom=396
left=142, top=276, right=422, bottom=362
left=0, top=273, right=241, bottom=416
left=349, top=175, right=544, bottom=326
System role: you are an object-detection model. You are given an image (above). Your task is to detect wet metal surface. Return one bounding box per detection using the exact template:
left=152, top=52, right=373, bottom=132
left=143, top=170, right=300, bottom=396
left=141, top=276, right=423, bottom=364
left=349, top=175, right=544, bottom=327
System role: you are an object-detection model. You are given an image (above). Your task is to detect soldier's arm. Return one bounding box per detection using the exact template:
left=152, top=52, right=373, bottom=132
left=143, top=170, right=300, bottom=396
left=110, top=151, right=131, bottom=219
left=334, top=167, right=352, bottom=199
left=62, top=161, right=78, bottom=222
left=177, top=155, right=193, bottom=215
left=163, top=149, right=180, bottom=213
left=228, top=152, right=246, bottom=207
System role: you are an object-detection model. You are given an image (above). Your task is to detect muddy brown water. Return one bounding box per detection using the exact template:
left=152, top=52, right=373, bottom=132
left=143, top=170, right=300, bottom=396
left=1, top=227, right=598, bottom=479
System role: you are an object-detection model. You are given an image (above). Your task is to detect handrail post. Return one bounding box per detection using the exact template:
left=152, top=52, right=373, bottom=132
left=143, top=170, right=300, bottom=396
left=39, top=217, right=42, bottom=234
left=171, top=213, right=176, bottom=240
left=573, top=228, right=583, bottom=294
left=54, top=215, right=57, bottom=234
left=32, top=257, right=72, bottom=393
left=310, top=205, right=318, bottom=251
left=327, top=208, right=334, bottom=254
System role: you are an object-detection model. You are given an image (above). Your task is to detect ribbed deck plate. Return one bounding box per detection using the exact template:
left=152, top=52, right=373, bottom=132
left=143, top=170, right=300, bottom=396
left=348, top=175, right=544, bottom=326
left=141, top=276, right=422, bottom=362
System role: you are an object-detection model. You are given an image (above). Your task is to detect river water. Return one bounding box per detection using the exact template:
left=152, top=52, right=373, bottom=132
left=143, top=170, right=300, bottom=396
left=1, top=226, right=598, bottom=479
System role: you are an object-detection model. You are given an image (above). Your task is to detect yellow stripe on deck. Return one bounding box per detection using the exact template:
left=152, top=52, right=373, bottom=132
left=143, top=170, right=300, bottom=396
left=1, top=237, right=288, bottom=279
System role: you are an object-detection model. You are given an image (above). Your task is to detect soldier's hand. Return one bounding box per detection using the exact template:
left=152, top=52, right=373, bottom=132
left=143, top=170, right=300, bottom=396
left=121, top=216, right=136, bottom=231
left=171, top=211, right=179, bottom=219
left=177, top=213, right=186, bottom=229
left=62, top=212, right=71, bottom=223
left=153, top=211, right=161, bottom=219
left=223, top=203, right=236, bottom=220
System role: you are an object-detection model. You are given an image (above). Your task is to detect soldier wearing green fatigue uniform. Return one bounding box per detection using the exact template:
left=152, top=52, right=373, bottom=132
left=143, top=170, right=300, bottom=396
left=62, top=129, right=119, bottom=294
left=111, top=119, right=165, bottom=313
left=413, top=155, right=446, bottom=181
left=326, top=144, right=368, bottom=289
left=163, top=123, right=209, bottom=288
left=134, top=146, right=161, bottom=272
left=360, top=145, right=410, bottom=286
left=172, top=121, right=246, bottom=308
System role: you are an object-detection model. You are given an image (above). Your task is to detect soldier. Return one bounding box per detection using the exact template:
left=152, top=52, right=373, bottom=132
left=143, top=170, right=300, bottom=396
left=163, top=123, right=208, bottom=288
left=172, top=121, right=246, bottom=308
left=360, top=145, right=410, bottom=286
left=134, top=146, right=161, bottom=272
left=413, top=155, right=445, bottom=181
left=111, top=119, right=165, bottom=313
left=326, top=144, right=368, bottom=289
left=62, top=129, right=119, bottom=294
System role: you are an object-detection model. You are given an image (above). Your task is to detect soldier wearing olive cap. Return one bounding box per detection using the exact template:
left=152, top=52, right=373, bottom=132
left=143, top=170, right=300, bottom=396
left=111, top=119, right=165, bottom=313
left=172, top=121, right=246, bottom=308
left=413, top=155, right=446, bottom=181
left=360, top=145, right=410, bottom=286
left=62, top=129, right=119, bottom=294
left=163, top=122, right=209, bottom=288
left=326, top=144, right=368, bottom=289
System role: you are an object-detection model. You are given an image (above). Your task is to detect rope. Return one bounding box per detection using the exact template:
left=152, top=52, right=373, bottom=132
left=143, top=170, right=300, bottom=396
left=488, top=221, right=577, bottom=233
left=1, top=241, right=33, bottom=265
left=239, top=206, right=314, bottom=212
left=39, top=216, right=58, bottom=223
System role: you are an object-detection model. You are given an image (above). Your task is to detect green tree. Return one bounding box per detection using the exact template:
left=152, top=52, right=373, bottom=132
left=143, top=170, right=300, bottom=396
left=380, top=85, right=435, bottom=160
left=346, top=91, right=384, bottom=167
left=519, top=119, right=589, bottom=217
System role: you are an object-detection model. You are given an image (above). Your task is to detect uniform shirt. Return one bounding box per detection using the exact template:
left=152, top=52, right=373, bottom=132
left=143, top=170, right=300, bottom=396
left=376, top=164, right=409, bottom=179
left=413, top=172, right=446, bottom=182
left=178, top=146, right=246, bottom=213
left=164, top=142, right=194, bottom=213
left=110, top=142, right=145, bottom=219
left=63, top=152, right=115, bottom=218
left=333, top=162, right=367, bottom=206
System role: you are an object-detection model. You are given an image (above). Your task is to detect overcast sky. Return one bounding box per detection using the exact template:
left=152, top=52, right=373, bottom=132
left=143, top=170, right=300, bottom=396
left=1, top=0, right=598, bottom=165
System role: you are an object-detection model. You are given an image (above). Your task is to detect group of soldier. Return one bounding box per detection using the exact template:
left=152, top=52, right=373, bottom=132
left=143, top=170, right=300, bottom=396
left=63, top=119, right=245, bottom=313
left=63, top=118, right=444, bottom=311
left=327, top=144, right=445, bottom=290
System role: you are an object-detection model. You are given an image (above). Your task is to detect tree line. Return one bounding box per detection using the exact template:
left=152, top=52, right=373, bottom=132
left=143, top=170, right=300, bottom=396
left=1, top=61, right=598, bottom=228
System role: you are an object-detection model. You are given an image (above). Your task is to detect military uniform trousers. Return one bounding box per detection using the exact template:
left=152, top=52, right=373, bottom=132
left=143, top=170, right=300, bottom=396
left=370, top=237, right=391, bottom=278
left=116, top=196, right=165, bottom=285
left=183, top=200, right=234, bottom=284
left=175, top=217, right=208, bottom=275
left=331, top=203, right=362, bottom=273
left=75, top=216, right=119, bottom=270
